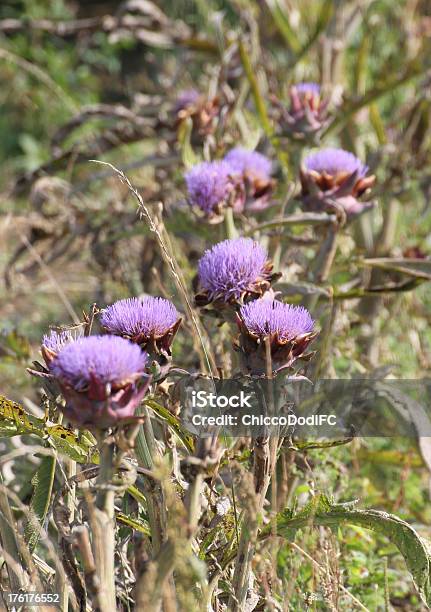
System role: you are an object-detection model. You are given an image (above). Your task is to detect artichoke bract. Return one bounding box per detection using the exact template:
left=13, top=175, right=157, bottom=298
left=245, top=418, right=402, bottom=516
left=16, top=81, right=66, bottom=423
left=282, top=82, right=330, bottom=141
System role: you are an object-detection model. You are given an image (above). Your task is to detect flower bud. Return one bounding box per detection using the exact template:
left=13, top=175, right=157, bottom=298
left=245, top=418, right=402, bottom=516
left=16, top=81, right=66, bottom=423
left=174, top=89, right=220, bottom=136
left=281, top=82, right=329, bottom=141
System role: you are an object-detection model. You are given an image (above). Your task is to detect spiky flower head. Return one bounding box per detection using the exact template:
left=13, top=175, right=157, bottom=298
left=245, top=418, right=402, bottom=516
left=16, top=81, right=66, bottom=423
left=240, top=300, right=314, bottom=341
left=196, top=238, right=276, bottom=309
left=300, top=148, right=376, bottom=222
left=224, top=148, right=272, bottom=180
left=185, top=161, right=243, bottom=220
left=49, top=335, right=150, bottom=429
left=100, top=296, right=181, bottom=356
left=305, top=148, right=367, bottom=177
left=279, top=81, right=329, bottom=141
left=41, top=330, right=76, bottom=365
left=224, top=147, right=274, bottom=212
left=236, top=298, right=317, bottom=375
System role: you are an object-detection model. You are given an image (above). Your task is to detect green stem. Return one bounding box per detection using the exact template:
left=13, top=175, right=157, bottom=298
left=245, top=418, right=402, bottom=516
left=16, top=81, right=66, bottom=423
left=304, top=225, right=339, bottom=313
left=135, top=406, right=166, bottom=556
left=224, top=207, right=238, bottom=240
left=229, top=343, right=278, bottom=611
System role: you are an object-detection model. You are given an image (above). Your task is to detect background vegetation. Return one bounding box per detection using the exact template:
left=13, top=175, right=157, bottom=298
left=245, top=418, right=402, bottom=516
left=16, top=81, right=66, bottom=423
left=1, top=0, right=431, bottom=610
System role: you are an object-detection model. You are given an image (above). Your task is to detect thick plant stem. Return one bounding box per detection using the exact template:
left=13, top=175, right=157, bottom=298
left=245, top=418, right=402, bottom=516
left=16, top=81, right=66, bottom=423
left=230, top=440, right=273, bottom=611
left=225, top=206, right=238, bottom=239
left=229, top=341, right=277, bottom=610
left=136, top=406, right=166, bottom=555
left=304, top=224, right=339, bottom=314
left=311, top=224, right=339, bottom=284
left=359, top=200, right=400, bottom=363
left=94, top=440, right=116, bottom=612
left=57, top=457, right=76, bottom=612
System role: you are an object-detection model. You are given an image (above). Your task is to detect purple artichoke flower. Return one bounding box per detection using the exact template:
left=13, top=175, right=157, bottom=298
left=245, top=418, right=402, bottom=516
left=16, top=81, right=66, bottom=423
left=236, top=298, right=317, bottom=374
left=185, top=160, right=244, bottom=221
left=224, top=148, right=272, bottom=180
left=41, top=329, right=77, bottom=365
left=49, top=335, right=150, bottom=429
left=196, top=238, right=276, bottom=309
left=279, top=82, right=329, bottom=141
left=300, top=148, right=376, bottom=221
left=100, top=296, right=181, bottom=356
left=224, top=148, right=275, bottom=212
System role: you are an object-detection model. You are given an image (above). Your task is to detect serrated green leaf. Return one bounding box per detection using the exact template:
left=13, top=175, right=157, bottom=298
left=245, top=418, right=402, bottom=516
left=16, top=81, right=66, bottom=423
left=0, top=395, right=98, bottom=463
left=46, top=424, right=99, bottom=464
left=270, top=493, right=431, bottom=607
left=0, top=395, right=41, bottom=436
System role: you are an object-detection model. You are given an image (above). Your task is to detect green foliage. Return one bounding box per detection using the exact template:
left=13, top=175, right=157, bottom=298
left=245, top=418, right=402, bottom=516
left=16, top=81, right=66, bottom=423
left=0, top=394, right=98, bottom=462
left=272, top=493, right=431, bottom=607
left=24, top=455, right=56, bottom=551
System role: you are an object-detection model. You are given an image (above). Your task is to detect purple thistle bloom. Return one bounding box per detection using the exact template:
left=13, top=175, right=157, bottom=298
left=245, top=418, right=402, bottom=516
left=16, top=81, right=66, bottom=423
left=305, top=148, right=367, bottom=178
left=237, top=299, right=317, bottom=374
left=51, top=335, right=148, bottom=393
left=49, top=335, right=151, bottom=429
left=294, top=82, right=321, bottom=96
left=43, top=330, right=75, bottom=354
left=197, top=238, right=270, bottom=302
left=185, top=161, right=236, bottom=215
left=41, top=329, right=81, bottom=366
left=240, top=300, right=314, bottom=342
left=300, top=148, right=375, bottom=221
left=100, top=297, right=181, bottom=355
left=224, top=148, right=272, bottom=180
